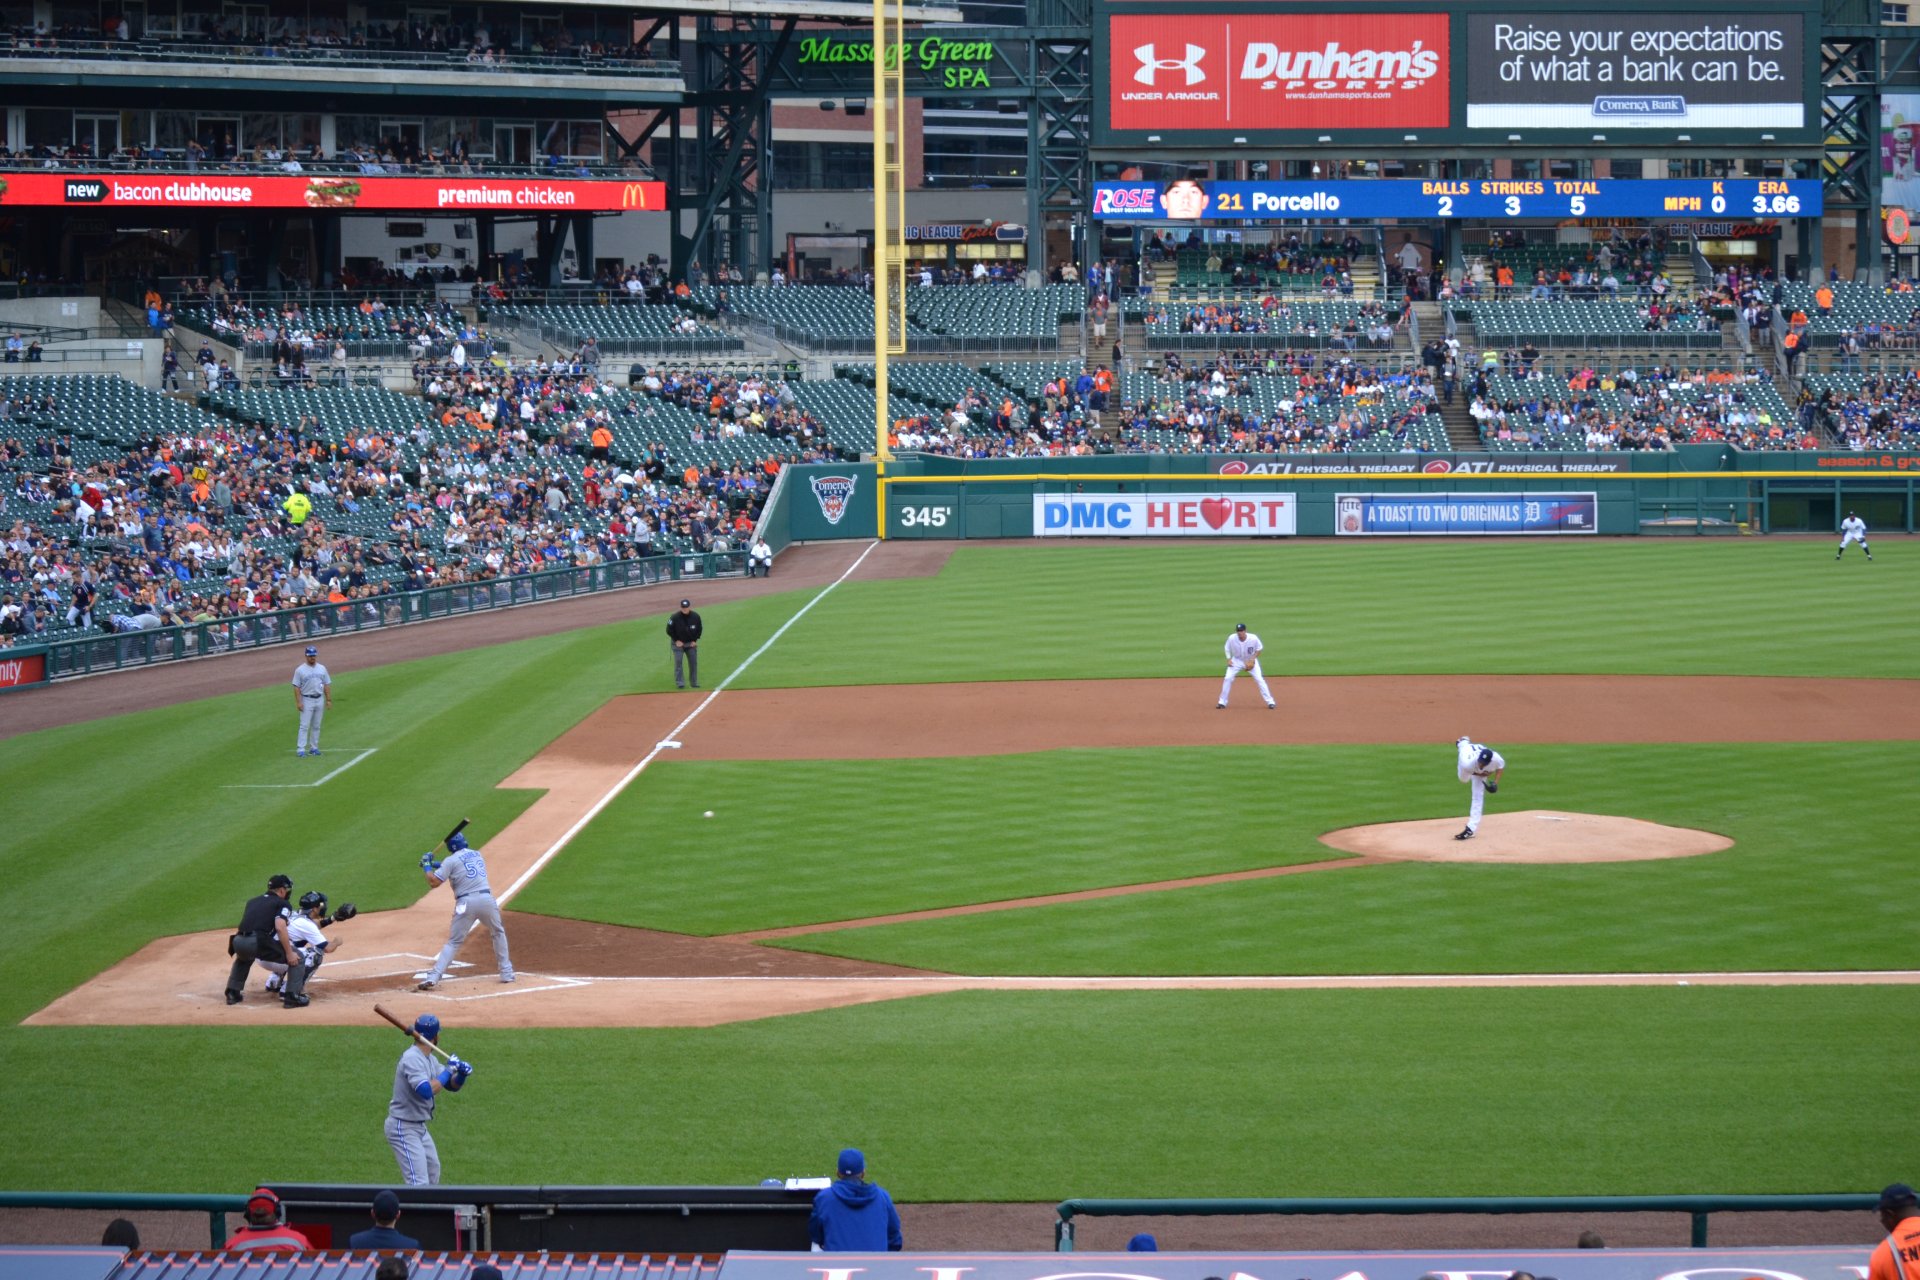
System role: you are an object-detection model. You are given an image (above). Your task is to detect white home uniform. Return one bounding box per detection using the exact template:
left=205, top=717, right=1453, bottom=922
left=1219, top=628, right=1276, bottom=709
left=1838, top=514, right=1872, bottom=560
left=291, top=660, right=331, bottom=755
left=259, top=912, right=333, bottom=993
left=1456, top=737, right=1506, bottom=835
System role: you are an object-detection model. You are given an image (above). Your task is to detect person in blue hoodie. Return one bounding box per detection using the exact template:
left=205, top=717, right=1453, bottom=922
left=808, top=1148, right=902, bottom=1252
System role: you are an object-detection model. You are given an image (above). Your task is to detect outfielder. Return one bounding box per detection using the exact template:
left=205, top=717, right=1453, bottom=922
left=1455, top=736, right=1506, bottom=840
left=414, top=831, right=514, bottom=989
left=1218, top=622, right=1276, bottom=710
left=1838, top=511, right=1873, bottom=561
left=292, top=646, right=332, bottom=757
left=258, top=891, right=357, bottom=1007
left=386, top=1013, right=473, bottom=1186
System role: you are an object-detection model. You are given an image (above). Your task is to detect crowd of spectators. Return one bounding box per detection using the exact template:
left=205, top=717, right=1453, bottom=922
left=1816, top=373, right=1920, bottom=450
left=1467, top=358, right=1813, bottom=451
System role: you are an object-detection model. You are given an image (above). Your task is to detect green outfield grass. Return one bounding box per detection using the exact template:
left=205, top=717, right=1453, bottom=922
left=2, top=987, right=1908, bottom=1196
left=0, top=538, right=1913, bottom=1199
left=516, top=742, right=1919, bottom=974
left=745, top=539, right=1917, bottom=685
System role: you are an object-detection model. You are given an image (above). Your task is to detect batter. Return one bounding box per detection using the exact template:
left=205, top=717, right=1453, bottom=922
left=1455, top=736, right=1506, bottom=840
left=291, top=646, right=332, bottom=757
left=414, top=831, right=514, bottom=989
left=1218, top=623, right=1276, bottom=710
left=385, top=1014, right=472, bottom=1186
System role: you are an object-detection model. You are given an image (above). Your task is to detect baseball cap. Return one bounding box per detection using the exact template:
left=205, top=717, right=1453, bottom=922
left=268, top=874, right=293, bottom=891
left=1880, top=1184, right=1918, bottom=1210
left=679, top=598, right=691, bottom=607
left=373, top=1189, right=401, bottom=1218
left=837, top=1148, right=865, bottom=1177
left=1234, top=622, right=1247, bottom=631
left=471, top=1268, right=505, bottom=1280
left=304, top=646, right=318, bottom=655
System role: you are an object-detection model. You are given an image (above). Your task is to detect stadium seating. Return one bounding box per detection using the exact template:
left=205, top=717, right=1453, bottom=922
left=1776, top=281, right=1920, bottom=343
left=491, top=301, right=741, bottom=354
left=1469, top=301, right=1721, bottom=349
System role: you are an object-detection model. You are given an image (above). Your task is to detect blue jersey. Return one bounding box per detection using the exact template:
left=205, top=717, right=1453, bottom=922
left=438, top=847, right=493, bottom=898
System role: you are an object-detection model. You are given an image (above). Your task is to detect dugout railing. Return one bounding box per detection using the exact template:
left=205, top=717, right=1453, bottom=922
left=2, top=549, right=749, bottom=688
left=1053, top=1194, right=1883, bottom=1251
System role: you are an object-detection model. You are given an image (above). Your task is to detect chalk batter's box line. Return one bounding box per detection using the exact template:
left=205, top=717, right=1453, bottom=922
left=221, top=747, right=379, bottom=789
left=411, top=972, right=592, bottom=1001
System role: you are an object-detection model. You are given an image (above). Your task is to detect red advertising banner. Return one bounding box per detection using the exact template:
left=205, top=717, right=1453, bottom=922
left=0, top=650, right=47, bottom=690
left=0, top=172, right=666, bottom=213
left=1107, top=11, right=1450, bottom=133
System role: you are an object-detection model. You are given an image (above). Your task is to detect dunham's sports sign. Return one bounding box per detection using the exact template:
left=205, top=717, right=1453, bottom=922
left=1034, top=491, right=1296, bottom=536
left=1104, top=10, right=1451, bottom=133
left=0, top=173, right=666, bottom=212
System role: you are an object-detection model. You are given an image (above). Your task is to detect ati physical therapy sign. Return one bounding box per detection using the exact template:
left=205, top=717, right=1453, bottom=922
left=1034, top=492, right=1296, bottom=536
left=0, top=173, right=667, bottom=213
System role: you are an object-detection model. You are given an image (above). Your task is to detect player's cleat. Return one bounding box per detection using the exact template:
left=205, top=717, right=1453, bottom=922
left=225, top=989, right=243, bottom=1005
left=414, top=978, right=438, bottom=991
left=1455, top=827, right=1476, bottom=840
left=282, top=993, right=310, bottom=1008
left=264, top=977, right=281, bottom=993
left=1216, top=703, right=1227, bottom=710
left=309, top=748, right=320, bottom=756
left=500, top=973, right=516, bottom=984
left=1266, top=703, right=1276, bottom=710
left=296, top=749, right=306, bottom=757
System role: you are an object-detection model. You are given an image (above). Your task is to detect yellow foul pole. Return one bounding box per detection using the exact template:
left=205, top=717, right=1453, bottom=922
left=872, top=0, right=904, bottom=535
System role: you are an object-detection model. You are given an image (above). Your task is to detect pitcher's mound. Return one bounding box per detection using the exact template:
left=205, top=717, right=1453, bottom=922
left=1320, top=809, right=1732, bottom=864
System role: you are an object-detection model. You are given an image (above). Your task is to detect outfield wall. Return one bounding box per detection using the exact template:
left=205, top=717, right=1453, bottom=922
left=779, top=451, right=1920, bottom=541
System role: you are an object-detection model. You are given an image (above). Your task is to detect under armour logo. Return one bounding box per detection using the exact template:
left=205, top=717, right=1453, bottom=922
left=1134, top=42, right=1206, bottom=87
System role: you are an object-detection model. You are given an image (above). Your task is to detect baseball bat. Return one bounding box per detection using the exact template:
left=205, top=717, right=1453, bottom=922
left=373, top=1002, right=455, bottom=1063
left=442, top=818, right=470, bottom=850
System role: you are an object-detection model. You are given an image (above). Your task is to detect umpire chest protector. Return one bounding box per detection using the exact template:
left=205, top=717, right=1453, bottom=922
left=231, top=892, right=288, bottom=960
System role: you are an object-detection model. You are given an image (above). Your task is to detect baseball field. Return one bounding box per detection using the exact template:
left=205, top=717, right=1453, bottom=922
left=2, top=537, right=1916, bottom=1205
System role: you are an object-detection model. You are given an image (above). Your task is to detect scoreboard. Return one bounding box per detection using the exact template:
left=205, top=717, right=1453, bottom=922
left=1090, top=178, right=1822, bottom=221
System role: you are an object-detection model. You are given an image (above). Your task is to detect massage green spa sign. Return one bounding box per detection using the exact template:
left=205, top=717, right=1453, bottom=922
left=782, top=33, right=1012, bottom=91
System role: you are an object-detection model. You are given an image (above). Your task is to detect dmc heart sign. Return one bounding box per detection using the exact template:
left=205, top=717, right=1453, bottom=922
left=1034, top=492, right=1297, bottom=537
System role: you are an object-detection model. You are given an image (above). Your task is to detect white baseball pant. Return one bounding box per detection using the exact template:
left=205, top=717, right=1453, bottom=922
left=1219, top=661, right=1275, bottom=707
left=1457, top=739, right=1491, bottom=832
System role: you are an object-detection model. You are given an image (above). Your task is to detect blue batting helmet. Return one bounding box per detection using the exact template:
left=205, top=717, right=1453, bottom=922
left=414, top=1015, right=441, bottom=1042
left=446, top=832, right=469, bottom=853
left=304, top=646, right=318, bottom=656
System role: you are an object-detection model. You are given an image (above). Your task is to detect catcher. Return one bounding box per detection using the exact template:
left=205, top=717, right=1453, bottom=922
left=262, top=891, right=357, bottom=1008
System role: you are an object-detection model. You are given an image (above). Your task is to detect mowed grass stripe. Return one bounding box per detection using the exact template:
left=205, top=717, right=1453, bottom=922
left=517, top=743, right=1915, bottom=974
left=744, top=539, right=1917, bottom=686
left=0, top=986, right=1904, bottom=1196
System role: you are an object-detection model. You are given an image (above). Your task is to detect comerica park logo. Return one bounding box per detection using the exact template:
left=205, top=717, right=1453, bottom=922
left=811, top=475, right=858, bottom=526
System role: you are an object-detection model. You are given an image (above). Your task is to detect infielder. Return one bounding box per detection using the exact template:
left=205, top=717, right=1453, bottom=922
left=258, top=891, right=357, bottom=1007
left=1455, top=736, right=1506, bottom=840
left=292, top=646, right=332, bottom=756
left=1218, top=622, right=1276, bottom=710
left=386, top=1013, right=473, bottom=1186
left=1838, top=511, right=1873, bottom=561
left=414, top=831, right=514, bottom=989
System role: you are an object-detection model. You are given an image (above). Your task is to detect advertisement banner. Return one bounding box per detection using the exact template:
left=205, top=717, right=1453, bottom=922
left=1105, top=11, right=1450, bottom=134
left=1211, top=455, right=1632, bottom=475
left=1034, top=492, right=1296, bottom=536
left=1882, top=94, right=1920, bottom=215
left=1335, top=491, right=1598, bottom=534
left=0, top=173, right=667, bottom=213
left=1464, top=13, right=1807, bottom=132
left=1090, top=178, right=1818, bottom=221
left=0, top=649, right=48, bottom=690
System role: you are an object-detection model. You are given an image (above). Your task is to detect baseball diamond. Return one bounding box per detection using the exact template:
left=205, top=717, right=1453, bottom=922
left=1, top=536, right=1916, bottom=1218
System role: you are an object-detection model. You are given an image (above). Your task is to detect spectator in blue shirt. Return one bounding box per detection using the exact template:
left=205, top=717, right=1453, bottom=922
left=808, top=1148, right=902, bottom=1253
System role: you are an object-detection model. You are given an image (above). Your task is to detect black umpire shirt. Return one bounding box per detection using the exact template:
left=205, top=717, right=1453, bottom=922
left=666, top=609, right=703, bottom=646
left=237, top=892, right=290, bottom=956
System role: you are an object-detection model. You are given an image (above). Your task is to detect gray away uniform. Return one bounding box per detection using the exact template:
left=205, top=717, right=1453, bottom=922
left=419, top=847, right=514, bottom=985
left=385, top=1043, right=442, bottom=1185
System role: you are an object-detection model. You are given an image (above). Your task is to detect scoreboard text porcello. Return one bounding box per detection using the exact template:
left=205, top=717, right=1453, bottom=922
left=1089, top=178, right=1823, bottom=220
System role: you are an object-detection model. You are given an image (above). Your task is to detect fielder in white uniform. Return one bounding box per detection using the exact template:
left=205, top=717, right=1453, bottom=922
left=291, top=646, right=332, bottom=756
left=415, top=832, right=514, bottom=989
left=1837, top=511, right=1873, bottom=561
left=1455, top=736, right=1506, bottom=839
left=260, top=891, right=343, bottom=1000
left=1219, top=623, right=1277, bottom=710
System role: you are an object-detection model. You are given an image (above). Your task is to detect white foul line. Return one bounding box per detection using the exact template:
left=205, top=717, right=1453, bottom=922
left=222, top=747, right=379, bottom=789
left=497, top=539, right=881, bottom=906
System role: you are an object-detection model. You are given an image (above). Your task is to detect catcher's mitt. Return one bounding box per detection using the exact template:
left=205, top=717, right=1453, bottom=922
left=332, top=902, right=358, bottom=921
left=1484, top=782, right=1498, bottom=794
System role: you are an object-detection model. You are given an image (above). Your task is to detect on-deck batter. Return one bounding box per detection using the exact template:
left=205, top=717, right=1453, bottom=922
left=1219, top=622, right=1277, bottom=710
left=1455, top=736, right=1506, bottom=840
left=291, top=646, right=332, bottom=757
left=385, top=1013, right=472, bottom=1186
left=414, top=831, right=514, bottom=989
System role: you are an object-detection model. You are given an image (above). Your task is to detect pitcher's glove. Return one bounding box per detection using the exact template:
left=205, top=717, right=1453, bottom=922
left=1484, top=781, right=1498, bottom=794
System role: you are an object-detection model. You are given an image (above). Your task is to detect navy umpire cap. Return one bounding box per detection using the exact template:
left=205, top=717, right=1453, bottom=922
left=680, top=598, right=692, bottom=607
left=268, top=873, right=293, bottom=891
left=305, top=646, right=318, bottom=655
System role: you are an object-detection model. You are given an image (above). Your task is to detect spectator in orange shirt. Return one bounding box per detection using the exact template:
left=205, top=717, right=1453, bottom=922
left=590, top=424, right=613, bottom=458
left=1869, top=1184, right=1920, bottom=1280
left=1815, top=284, right=1834, bottom=314
left=224, top=1189, right=312, bottom=1252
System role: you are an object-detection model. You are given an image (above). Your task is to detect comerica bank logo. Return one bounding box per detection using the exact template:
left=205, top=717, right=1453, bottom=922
left=1133, top=42, right=1206, bottom=86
